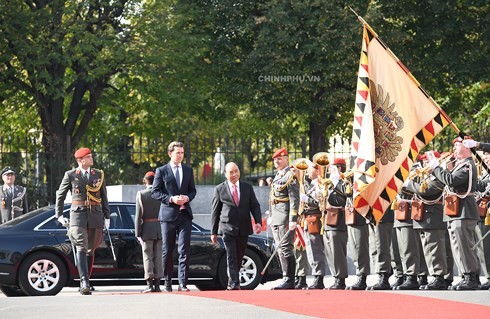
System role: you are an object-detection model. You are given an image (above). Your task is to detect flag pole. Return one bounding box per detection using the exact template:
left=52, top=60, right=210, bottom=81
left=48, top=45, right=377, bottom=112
left=348, top=6, right=489, bottom=173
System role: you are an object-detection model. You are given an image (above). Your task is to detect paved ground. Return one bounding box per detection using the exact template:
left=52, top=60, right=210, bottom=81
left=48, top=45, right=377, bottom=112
left=0, top=275, right=488, bottom=319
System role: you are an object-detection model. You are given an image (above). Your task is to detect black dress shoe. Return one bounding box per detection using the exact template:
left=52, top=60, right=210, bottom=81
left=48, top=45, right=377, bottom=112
left=178, top=285, right=190, bottom=292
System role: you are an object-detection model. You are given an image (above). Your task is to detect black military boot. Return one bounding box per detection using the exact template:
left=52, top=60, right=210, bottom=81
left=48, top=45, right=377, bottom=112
left=308, top=275, right=325, bottom=290
left=480, top=280, right=490, bottom=290
left=390, top=275, right=405, bottom=289
left=142, top=279, right=154, bottom=293
left=163, top=279, right=173, bottom=292
left=367, top=273, right=391, bottom=290
left=294, top=276, right=308, bottom=289
left=87, top=254, right=95, bottom=291
left=395, top=275, right=420, bottom=290
left=423, top=275, right=447, bottom=290
left=448, top=277, right=464, bottom=290
left=76, top=251, right=91, bottom=295
left=456, top=273, right=479, bottom=291
left=328, top=277, right=346, bottom=290
left=347, top=274, right=367, bottom=290
left=418, top=275, right=428, bottom=287
left=272, top=276, right=295, bottom=290
left=153, top=278, right=161, bottom=292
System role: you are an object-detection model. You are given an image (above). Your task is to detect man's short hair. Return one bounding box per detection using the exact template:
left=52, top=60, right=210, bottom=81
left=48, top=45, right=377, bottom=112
left=168, top=141, right=184, bottom=152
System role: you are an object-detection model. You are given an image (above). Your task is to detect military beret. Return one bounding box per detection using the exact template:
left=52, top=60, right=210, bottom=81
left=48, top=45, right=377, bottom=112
left=333, top=158, right=346, bottom=166
left=1, top=166, right=15, bottom=176
left=272, top=148, right=288, bottom=159
left=74, top=147, right=91, bottom=159
left=433, top=151, right=441, bottom=158
left=417, top=153, right=427, bottom=161
left=144, top=171, right=155, bottom=178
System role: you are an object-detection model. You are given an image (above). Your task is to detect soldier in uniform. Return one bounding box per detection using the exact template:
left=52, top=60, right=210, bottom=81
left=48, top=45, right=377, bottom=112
left=367, top=208, right=394, bottom=290
left=1, top=167, right=28, bottom=224
left=323, top=159, right=348, bottom=290
left=429, top=137, right=480, bottom=290
left=55, top=148, right=110, bottom=295
left=344, top=171, right=371, bottom=290
left=463, top=138, right=490, bottom=290
left=269, top=148, right=300, bottom=290
left=300, top=163, right=328, bottom=289
left=403, top=155, right=449, bottom=290
left=135, top=171, right=163, bottom=293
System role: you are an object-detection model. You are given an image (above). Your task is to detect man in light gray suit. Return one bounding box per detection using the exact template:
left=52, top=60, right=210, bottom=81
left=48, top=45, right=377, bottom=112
left=135, top=171, right=163, bottom=293
left=211, top=162, right=262, bottom=290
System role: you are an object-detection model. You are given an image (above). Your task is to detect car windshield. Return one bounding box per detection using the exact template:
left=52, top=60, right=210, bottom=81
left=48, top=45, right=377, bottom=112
left=0, top=206, right=55, bottom=227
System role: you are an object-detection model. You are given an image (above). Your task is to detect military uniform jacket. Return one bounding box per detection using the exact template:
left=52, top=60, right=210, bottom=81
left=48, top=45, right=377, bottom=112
left=55, top=168, right=110, bottom=228
left=270, top=167, right=300, bottom=225
left=325, top=180, right=347, bottom=232
left=135, top=188, right=162, bottom=240
left=479, top=142, right=490, bottom=153
left=432, top=157, right=479, bottom=220
left=404, top=178, right=446, bottom=230
left=302, top=179, right=321, bottom=216
left=1, top=185, right=28, bottom=224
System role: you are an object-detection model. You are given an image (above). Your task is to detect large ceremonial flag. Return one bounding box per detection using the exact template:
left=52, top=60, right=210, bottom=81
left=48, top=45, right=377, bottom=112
left=350, top=21, right=450, bottom=223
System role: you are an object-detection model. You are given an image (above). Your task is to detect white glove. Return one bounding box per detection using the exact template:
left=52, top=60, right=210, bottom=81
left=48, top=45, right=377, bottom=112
left=330, top=174, right=340, bottom=187
left=137, top=237, right=144, bottom=246
left=57, top=215, right=69, bottom=226
left=300, top=193, right=309, bottom=203
left=266, top=217, right=272, bottom=225
left=462, top=139, right=477, bottom=148
left=104, top=218, right=111, bottom=229
left=429, top=158, right=439, bottom=170
left=288, top=221, right=297, bottom=231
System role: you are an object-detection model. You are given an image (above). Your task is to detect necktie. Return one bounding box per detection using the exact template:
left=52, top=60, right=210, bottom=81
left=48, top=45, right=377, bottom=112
left=6, top=187, right=12, bottom=197
left=175, top=166, right=181, bottom=189
left=84, top=171, right=89, bottom=182
left=232, top=184, right=239, bottom=206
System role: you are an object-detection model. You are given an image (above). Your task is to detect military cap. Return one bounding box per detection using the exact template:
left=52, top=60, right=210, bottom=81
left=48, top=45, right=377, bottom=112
left=144, top=171, right=155, bottom=178
left=333, top=158, right=347, bottom=166
left=272, top=148, right=288, bottom=159
left=74, top=147, right=91, bottom=159
left=1, top=166, right=15, bottom=177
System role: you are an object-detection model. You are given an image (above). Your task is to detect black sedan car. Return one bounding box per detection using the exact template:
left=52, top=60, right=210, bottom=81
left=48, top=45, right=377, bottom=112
left=0, top=203, right=281, bottom=296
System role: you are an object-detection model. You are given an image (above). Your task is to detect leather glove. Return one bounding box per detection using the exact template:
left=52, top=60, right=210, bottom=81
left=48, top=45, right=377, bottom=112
left=429, top=158, right=439, bottom=170
left=462, top=139, right=477, bottom=148
left=137, top=237, right=144, bottom=246
left=288, top=221, right=297, bottom=231
left=57, top=215, right=69, bottom=226
left=104, top=218, right=111, bottom=229
left=300, top=193, right=309, bottom=203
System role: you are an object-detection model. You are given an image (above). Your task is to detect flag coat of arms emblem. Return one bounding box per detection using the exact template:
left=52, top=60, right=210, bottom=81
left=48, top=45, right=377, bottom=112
left=351, top=24, right=449, bottom=222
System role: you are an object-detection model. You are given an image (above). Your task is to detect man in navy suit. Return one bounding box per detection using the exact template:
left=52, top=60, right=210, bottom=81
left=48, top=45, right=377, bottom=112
left=211, top=162, right=262, bottom=290
left=151, top=141, right=197, bottom=292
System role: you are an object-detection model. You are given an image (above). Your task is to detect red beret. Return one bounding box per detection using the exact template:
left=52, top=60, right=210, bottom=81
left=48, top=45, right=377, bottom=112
left=272, top=148, right=288, bottom=159
left=417, top=153, right=427, bottom=161
left=74, top=147, right=91, bottom=159
left=333, top=158, right=346, bottom=166
left=144, top=171, right=155, bottom=178
left=433, top=151, right=441, bottom=158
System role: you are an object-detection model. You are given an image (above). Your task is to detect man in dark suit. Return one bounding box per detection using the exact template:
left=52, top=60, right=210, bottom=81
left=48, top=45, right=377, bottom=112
left=151, top=141, right=197, bottom=292
left=210, top=162, right=262, bottom=290
left=1, top=166, right=28, bottom=224
left=55, top=147, right=110, bottom=295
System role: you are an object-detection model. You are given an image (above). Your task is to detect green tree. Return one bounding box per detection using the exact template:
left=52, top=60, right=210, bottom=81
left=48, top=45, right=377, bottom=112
left=0, top=0, right=140, bottom=196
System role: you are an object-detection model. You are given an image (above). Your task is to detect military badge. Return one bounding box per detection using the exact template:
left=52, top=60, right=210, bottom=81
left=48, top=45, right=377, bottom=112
left=74, top=188, right=80, bottom=194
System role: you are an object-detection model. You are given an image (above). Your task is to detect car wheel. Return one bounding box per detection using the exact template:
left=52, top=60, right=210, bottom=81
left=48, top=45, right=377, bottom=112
left=0, top=285, right=28, bottom=297
left=18, top=252, right=67, bottom=296
left=218, top=248, right=263, bottom=290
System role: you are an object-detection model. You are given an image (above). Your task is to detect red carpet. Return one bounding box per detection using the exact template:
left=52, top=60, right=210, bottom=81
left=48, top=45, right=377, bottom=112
left=181, top=290, right=490, bottom=319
